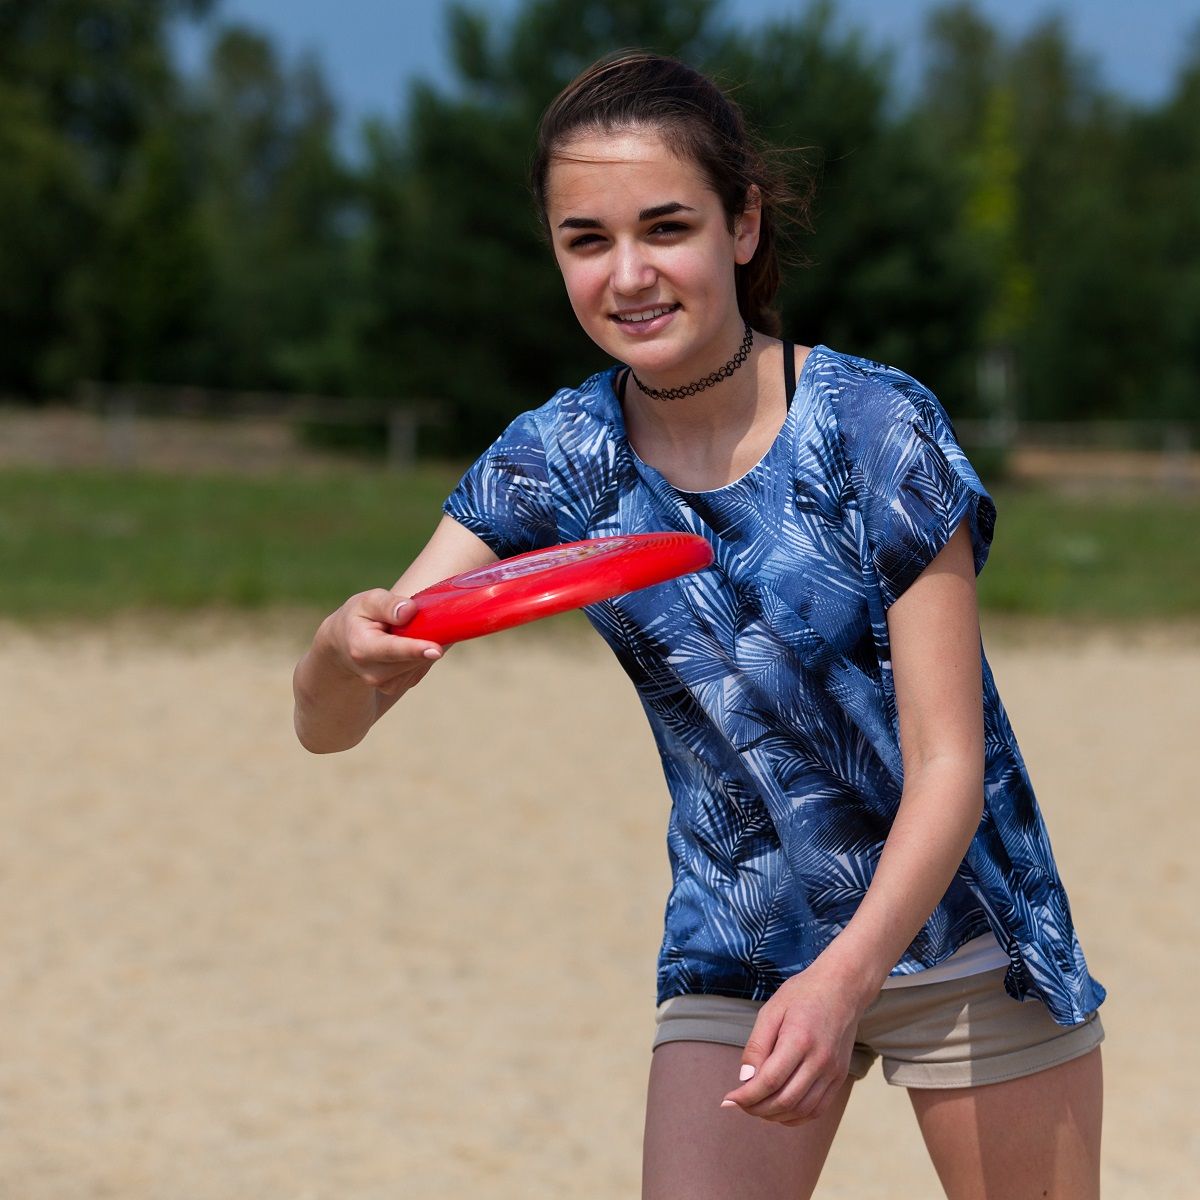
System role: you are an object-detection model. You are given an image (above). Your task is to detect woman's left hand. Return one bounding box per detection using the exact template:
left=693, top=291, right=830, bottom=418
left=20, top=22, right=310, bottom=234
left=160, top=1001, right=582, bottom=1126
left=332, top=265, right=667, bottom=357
left=719, top=961, right=872, bottom=1125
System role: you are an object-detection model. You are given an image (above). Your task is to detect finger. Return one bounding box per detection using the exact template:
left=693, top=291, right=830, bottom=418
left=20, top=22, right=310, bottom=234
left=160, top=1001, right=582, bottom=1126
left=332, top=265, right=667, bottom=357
left=758, top=1067, right=835, bottom=1121
left=375, top=594, right=449, bottom=663
left=725, top=1033, right=839, bottom=1116
left=722, top=1031, right=807, bottom=1109
left=778, top=1076, right=842, bottom=1126
left=347, top=632, right=443, bottom=683
left=738, top=1058, right=823, bottom=1119
left=386, top=638, right=444, bottom=663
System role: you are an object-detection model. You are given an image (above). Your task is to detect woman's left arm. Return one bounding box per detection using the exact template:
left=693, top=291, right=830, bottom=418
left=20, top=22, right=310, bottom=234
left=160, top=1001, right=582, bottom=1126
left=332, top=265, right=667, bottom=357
left=721, top=520, right=985, bottom=1124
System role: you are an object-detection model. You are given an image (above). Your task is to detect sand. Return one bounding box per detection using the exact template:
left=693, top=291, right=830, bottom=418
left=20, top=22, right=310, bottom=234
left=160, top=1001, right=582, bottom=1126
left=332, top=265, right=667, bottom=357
left=0, top=616, right=1196, bottom=1198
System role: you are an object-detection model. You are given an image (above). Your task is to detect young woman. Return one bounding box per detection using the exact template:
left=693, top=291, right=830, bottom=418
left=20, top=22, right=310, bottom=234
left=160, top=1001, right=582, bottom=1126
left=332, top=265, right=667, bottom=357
left=293, top=51, right=1105, bottom=1199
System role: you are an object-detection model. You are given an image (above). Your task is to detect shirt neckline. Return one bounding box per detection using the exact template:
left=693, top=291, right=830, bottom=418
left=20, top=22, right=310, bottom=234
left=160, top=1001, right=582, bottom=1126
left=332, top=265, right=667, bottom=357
left=602, top=344, right=827, bottom=497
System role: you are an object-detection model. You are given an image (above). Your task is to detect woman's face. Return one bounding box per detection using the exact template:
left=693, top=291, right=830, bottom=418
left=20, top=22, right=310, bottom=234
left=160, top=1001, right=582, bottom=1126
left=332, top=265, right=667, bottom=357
left=544, top=127, right=760, bottom=385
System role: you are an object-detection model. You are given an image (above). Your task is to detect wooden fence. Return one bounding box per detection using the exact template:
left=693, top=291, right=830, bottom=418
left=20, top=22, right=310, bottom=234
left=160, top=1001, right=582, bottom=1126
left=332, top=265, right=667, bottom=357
left=69, top=382, right=444, bottom=471
left=0, top=385, right=1196, bottom=486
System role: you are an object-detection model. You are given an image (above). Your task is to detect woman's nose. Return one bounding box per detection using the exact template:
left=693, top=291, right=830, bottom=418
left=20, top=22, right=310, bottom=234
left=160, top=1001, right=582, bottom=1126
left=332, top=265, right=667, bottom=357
left=610, top=239, right=656, bottom=295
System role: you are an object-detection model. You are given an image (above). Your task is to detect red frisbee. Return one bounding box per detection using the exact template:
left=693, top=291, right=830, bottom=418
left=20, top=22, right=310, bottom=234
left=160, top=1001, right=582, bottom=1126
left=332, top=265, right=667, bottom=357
left=394, top=532, right=713, bottom=646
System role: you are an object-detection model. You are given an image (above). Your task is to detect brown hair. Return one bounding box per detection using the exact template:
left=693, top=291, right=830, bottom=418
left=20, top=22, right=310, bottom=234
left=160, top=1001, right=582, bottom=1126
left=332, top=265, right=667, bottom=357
left=530, top=51, right=811, bottom=337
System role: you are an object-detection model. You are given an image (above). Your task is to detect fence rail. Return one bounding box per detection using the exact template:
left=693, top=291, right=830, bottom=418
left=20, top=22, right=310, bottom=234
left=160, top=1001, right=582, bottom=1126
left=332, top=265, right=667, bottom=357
left=70, top=382, right=444, bottom=471
left=955, top=418, right=1197, bottom=453
left=954, top=419, right=1198, bottom=490
left=1, top=387, right=1197, bottom=487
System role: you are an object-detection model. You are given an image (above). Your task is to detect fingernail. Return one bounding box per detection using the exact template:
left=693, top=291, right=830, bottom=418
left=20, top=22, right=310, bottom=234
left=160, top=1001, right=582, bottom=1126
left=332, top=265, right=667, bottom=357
left=422, top=647, right=441, bottom=660
left=720, top=1100, right=738, bottom=1109
left=739, top=1064, right=756, bottom=1081
left=392, top=600, right=411, bottom=621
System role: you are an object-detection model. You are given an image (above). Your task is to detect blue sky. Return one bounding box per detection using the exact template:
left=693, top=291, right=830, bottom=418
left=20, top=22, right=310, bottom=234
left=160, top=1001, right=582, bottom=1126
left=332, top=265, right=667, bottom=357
left=175, top=0, right=1199, bottom=143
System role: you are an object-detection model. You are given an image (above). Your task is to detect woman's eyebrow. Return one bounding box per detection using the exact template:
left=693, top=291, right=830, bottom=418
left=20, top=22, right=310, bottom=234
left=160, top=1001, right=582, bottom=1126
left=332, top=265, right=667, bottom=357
left=556, top=201, right=697, bottom=230
left=638, top=201, right=696, bottom=221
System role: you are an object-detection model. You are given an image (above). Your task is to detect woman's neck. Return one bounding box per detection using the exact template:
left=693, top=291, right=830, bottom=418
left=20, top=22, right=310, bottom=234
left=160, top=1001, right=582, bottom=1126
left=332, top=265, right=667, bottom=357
left=620, top=339, right=790, bottom=490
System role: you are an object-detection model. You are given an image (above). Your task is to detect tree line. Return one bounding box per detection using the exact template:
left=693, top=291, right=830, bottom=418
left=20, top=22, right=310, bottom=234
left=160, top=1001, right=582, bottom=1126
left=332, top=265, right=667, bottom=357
left=2, top=0, right=1198, bottom=454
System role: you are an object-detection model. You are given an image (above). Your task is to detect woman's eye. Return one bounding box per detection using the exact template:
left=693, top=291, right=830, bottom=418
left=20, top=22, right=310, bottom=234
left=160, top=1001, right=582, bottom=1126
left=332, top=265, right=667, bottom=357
left=569, top=233, right=604, bottom=249
left=651, top=222, right=688, bottom=236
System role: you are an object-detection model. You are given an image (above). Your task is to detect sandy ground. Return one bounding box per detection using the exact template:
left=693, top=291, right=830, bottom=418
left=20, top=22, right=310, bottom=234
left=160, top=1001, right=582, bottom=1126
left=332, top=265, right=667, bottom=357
left=1, top=616, right=1196, bottom=1199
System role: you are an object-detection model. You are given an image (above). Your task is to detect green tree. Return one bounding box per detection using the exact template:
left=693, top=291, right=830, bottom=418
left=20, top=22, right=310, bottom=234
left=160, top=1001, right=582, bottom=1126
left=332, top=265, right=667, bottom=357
left=1004, top=14, right=1134, bottom=419
left=0, top=0, right=212, bottom=394
left=1098, top=25, right=1200, bottom=421
left=361, top=0, right=988, bottom=450
left=68, top=115, right=215, bottom=385
left=725, top=2, right=988, bottom=408
left=0, top=0, right=213, bottom=186
left=4, top=0, right=1192, bottom=436
left=914, top=3, right=1148, bottom=421
left=355, top=0, right=732, bottom=451
left=920, top=1, right=1001, bottom=150
left=192, top=26, right=357, bottom=391
left=0, top=84, right=98, bottom=393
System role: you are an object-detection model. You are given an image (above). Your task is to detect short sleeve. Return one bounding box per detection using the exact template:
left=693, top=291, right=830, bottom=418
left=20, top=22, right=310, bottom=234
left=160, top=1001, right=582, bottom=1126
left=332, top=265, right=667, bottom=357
left=442, top=410, right=558, bottom=559
left=840, top=375, right=996, bottom=609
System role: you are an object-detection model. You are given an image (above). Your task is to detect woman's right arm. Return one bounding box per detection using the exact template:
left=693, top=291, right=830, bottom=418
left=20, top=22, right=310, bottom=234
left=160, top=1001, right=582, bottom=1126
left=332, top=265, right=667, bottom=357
left=292, top=515, right=498, bottom=754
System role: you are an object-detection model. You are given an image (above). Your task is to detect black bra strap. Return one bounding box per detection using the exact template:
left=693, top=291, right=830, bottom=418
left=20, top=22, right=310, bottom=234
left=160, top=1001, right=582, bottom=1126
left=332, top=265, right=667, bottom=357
left=782, top=340, right=796, bottom=409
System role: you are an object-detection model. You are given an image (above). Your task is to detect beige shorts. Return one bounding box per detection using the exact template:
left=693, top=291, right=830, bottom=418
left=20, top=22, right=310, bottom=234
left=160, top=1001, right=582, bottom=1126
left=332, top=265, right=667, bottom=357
left=652, top=966, right=1104, bottom=1089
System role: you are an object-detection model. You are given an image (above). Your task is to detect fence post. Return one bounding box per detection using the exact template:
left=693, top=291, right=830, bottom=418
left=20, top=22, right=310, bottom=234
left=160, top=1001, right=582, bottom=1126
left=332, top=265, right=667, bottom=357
left=1162, top=423, right=1192, bottom=491
left=388, top=407, right=418, bottom=470
left=105, top=389, right=138, bottom=468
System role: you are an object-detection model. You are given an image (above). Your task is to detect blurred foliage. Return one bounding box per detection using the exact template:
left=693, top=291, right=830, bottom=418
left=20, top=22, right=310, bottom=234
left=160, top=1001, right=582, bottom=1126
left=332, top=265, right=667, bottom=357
left=1, top=0, right=1198, bottom=451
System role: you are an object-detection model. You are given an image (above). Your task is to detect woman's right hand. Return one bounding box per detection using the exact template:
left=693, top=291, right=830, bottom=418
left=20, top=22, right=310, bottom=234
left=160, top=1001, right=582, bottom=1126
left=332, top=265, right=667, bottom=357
left=293, top=515, right=499, bottom=753
left=315, top=587, right=446, bottom=698
left=293, top=588, right=446, bottom=753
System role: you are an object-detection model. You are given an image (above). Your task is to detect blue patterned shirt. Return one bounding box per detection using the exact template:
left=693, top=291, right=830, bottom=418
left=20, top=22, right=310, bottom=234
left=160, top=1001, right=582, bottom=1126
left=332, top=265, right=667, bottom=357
left=444, top=345, right=1105, bottom=1026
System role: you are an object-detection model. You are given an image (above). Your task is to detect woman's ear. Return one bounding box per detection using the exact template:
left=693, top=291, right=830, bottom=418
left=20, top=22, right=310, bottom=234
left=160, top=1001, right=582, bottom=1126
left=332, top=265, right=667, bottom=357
left=733, top=184, right=763, bottom=265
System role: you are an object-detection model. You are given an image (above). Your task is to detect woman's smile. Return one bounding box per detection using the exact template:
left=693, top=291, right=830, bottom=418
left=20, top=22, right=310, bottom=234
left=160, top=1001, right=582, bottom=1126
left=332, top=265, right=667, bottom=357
left=610, top=302, right=683, bottom=335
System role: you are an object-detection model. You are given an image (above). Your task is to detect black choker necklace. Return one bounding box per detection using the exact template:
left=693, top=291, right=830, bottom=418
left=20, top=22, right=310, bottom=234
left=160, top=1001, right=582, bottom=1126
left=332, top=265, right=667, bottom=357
left=630, top=320, right=754, bottom=401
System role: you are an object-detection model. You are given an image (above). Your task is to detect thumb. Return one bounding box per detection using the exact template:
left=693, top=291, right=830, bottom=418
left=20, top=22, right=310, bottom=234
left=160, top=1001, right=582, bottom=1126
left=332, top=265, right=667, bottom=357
left=386, top=593, right=416, bottom=630
left=383, top=593, right=446, bottom=660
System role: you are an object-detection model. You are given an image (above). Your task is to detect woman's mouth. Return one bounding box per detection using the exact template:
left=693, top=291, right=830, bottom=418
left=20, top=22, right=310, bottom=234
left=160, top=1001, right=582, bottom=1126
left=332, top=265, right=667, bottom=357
left=610, top=303, right=681, bottom=334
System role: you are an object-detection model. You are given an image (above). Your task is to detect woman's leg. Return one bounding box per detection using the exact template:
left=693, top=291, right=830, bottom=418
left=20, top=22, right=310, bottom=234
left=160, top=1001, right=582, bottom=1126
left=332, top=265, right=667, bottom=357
left=908, top=1047, right=1103, bottom=1200
left=642, top=1041, right=854, bottom=1200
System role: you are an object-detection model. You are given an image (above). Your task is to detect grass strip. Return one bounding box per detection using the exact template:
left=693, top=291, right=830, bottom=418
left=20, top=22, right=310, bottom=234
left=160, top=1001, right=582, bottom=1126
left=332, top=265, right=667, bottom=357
left=1, top=467, right=1196, bottom=621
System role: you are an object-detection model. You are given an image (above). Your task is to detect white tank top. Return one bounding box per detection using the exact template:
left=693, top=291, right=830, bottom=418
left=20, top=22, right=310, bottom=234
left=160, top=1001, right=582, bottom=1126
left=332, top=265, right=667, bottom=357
left=881, top=931, right=1010, bottom=990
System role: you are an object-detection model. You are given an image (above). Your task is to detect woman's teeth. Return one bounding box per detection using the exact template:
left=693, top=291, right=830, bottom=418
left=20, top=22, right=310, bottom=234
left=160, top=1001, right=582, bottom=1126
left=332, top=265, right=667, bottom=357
left=615, top=305, right=679, bottom=323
